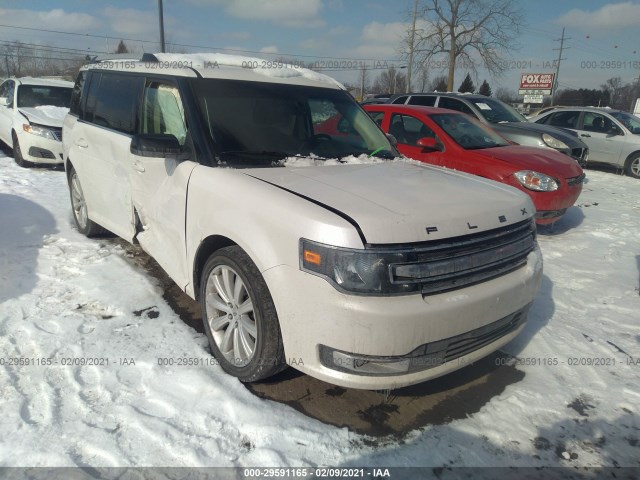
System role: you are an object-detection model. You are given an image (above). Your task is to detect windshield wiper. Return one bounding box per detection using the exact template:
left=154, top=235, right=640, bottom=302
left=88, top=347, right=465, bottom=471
left=220, top=150, right=295, bottom=159
left=368, top=148, right=396, bottom=159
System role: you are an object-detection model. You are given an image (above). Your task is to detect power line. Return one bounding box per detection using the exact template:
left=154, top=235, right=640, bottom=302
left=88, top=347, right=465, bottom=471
left=0, top=23, right=402, bottom=63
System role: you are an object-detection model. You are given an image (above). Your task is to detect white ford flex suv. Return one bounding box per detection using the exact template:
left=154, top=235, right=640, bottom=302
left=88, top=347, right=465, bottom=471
left=63, top=53, right=543, bottom=389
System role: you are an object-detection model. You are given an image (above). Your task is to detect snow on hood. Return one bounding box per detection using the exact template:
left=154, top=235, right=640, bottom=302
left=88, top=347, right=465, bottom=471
left=19, top=106, right=69, bottom=127
left=153, top=52, right=344, bottom=89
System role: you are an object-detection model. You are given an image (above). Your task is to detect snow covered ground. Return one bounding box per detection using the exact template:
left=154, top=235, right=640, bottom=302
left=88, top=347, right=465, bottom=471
left=1, top=149, right=639, bottom=475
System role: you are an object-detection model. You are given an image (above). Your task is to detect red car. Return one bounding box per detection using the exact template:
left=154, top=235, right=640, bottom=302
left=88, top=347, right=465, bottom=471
left=365, top=104, right=584, bottom=224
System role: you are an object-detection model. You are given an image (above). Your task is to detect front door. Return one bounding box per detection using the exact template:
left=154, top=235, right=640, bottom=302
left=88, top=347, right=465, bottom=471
left=129, top=79, right=197, bottom=289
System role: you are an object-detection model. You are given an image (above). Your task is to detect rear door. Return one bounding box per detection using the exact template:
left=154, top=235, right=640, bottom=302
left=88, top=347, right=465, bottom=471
left=67, top=71, right=143, bottom=240
left=129, top=78, right=198, bottom=289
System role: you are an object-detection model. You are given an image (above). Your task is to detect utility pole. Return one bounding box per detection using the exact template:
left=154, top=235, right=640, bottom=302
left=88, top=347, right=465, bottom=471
left=551, top=27, right=569, bottom=106
left=158, top=0, right=166, bottom=53
left=360, top=66, right=367, bottom=101
left=406, top=0, right=419, bottom=93
left=4, top=55, right=10, bottom=77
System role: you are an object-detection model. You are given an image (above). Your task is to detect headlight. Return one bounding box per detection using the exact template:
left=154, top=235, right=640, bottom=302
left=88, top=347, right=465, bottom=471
left=514, top=170, right=559, bottom=192
left=542, top=133, right=569, bottom=150
left=300, top=239, right=416, bottom=295
left=23, top=123, right=56, bottom=140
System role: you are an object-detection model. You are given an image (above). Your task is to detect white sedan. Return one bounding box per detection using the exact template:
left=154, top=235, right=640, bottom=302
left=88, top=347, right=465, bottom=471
left=0, top=77, right=73, bottom=167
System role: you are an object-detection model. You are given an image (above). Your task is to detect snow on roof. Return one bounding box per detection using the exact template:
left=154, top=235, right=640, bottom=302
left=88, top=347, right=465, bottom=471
left=16, top=77, right=74, bottom=88
left=152, top=53, right=345, bottom=89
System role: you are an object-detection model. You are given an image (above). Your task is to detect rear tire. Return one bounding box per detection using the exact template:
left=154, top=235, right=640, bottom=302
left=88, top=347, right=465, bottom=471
left=624, top=153, right=640, bottom=179
left=200, top=246, right=286, bottom=382
left=68, top=166, right=108, bottom=237
left=12, top=132, right=31, bottom=168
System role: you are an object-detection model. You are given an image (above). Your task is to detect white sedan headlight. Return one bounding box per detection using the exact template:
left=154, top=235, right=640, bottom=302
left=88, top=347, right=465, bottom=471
left=514, top=170, right=559, bottom=192
left=23, top=123, right=56, bottom=141
left=542, top=133, right=569, bottom=150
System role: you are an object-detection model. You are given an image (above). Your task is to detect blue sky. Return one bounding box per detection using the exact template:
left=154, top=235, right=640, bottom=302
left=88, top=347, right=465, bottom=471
left=1, top=0, right=639, bottom=92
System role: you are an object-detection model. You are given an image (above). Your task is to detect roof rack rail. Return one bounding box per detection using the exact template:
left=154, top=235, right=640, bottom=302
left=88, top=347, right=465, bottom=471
left=85, top=53, right=146, bottom=63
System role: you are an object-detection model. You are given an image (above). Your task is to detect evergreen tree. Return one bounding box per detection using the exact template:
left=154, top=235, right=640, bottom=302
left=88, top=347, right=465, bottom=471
left=479, top=79, right=492, bottom=97
left=458, top=73, right=475, bottom=93
left=115, top=40, right=129, bottom=54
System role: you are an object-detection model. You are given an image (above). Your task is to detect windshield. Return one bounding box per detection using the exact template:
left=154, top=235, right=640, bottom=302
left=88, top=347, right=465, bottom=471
left=17, top=85, right=72, bottom=108
left=610, top=111, right=640, bottom=134
left=469, top=98, right=526, bottom=124
left=431, top=113, right=510, bottom=150
left=190, top=78, right=395, bottom=165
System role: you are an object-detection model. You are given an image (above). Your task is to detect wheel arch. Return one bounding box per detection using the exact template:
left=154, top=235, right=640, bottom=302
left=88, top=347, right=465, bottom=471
left=624, top=150, right=640, bottom=164
left=193, top=235, right=238, bottom=300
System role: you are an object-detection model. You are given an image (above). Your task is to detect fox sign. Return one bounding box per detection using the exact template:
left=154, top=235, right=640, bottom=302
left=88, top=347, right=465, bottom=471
left=520, top=73, right=555, bottom=90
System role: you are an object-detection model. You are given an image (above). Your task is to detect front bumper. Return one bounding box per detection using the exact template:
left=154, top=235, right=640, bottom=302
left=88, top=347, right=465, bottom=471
left=263, top=246, right=543, bottom=390
left=17, top=130, right=64, bottom=164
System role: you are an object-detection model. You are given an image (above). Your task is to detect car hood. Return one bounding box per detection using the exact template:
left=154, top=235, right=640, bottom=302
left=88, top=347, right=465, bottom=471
left=493, top=121, right=586, bottom=148
left=478, top=146, right=584, bottom=179
left=244, top=161, right=534, bottom=244
left=18, top=106, right=68, bottom=128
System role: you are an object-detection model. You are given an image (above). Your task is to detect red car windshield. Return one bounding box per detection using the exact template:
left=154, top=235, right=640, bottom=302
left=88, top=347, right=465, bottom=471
left=430, top=113, right=510, bottom=150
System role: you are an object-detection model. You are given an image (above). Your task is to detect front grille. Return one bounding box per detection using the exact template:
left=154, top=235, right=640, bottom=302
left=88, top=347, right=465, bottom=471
left=571, top=147, right=588, bottom=166
left=319, top=303, right=531, bottom=376
left=567, top=173, right=585, bottom=186
left=388, top=219, right=536, bottom=296
left=49, top=127, right=63, bottom=142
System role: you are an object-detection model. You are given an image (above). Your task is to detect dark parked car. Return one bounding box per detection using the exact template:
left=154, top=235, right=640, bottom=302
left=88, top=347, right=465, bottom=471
left=388, top=92, right=589, bottom=166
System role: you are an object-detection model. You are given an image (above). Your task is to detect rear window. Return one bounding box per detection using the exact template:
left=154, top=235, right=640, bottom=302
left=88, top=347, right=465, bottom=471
left=408, top=96, right=436, bottom=107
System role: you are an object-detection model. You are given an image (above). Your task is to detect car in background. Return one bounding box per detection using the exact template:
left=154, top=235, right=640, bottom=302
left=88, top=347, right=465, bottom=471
left=365, top=104, right=584, bottom=224
left=388, top=92, right=589, bottom=166
left=530, top=107, right=640, bottom=179
left=0, top=77, right=73, bottom=167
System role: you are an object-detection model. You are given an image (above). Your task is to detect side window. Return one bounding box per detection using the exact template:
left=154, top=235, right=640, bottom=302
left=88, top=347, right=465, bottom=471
left=141, top=81, right=187, bottom=145
left=367, top=111, right=385, bottom=127
left=581, top=112, right=612, bottom=133
left=408, top=96, right=436, bottom=107
left=69, top=71, right=86, bottom=117
left=91, top=72, right=143, bottom=134
left=545, top=111, right=578, bottom=129
left=1, top=80, right=15, bottom=106
left=390, top=113, right=438, bottom=146
left=391, top=95, right=409, bottom=104
left=438, top=97, right=474, bottom=115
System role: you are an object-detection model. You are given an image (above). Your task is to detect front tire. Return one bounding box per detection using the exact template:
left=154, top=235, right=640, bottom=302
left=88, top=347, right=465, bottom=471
left=12, top=132, right=31, bottom=168
left=68, top=167, right=107, bottom=237
left=625, top=154, right=640, bottom=179
left=200, top=246, right=286, bottom=382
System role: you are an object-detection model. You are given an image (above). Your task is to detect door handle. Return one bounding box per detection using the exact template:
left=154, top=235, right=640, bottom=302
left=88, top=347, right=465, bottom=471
left=132, top=162, right=145, bottom=173
left=580, top=134, right=591, bottom=138
left=75, top=138, right=88, bottom=148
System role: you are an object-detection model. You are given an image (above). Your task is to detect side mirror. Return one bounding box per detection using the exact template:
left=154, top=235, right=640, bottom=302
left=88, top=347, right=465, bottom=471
left=0, top=97, right=8, bottom=107
left=416, top=137, right=443, bottom=152
left=385, top=133, right=398, bottom=146
left=130, top=134, right=190, bottom=160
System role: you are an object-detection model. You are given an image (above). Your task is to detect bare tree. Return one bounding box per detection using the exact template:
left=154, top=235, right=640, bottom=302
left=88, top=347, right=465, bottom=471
left=407, top=0, right=524, bottom=91
left=372, top=67, right=407, bottom=95
left=429, top=75, right=448, bottom=91
left=600, top=77, right=623, bottom=109
left=495, top=87, right=519, bottom=104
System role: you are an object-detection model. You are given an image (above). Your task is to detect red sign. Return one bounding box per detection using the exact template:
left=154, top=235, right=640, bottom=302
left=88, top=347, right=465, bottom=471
left=519, top=73, right=555, bottom=90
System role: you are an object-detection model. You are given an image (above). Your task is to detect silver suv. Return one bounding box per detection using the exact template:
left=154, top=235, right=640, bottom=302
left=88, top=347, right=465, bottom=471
left=530, top=107, right=640, bottom=179
left=389, top=93, right=589, bottom=166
